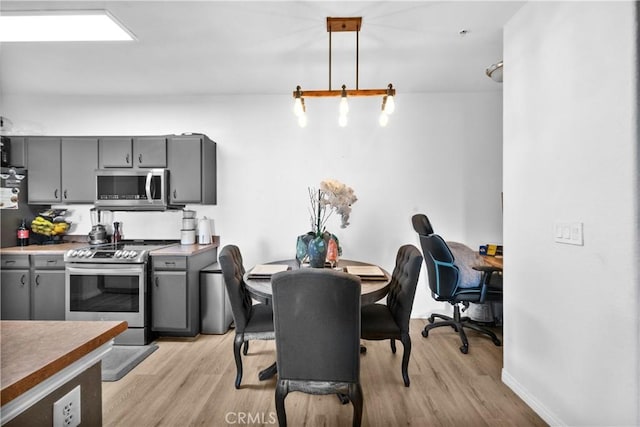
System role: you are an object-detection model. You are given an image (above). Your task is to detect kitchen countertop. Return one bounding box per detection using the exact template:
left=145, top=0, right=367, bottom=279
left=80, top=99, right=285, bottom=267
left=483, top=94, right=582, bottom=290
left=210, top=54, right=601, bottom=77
left=0, top=237, right=219, bottom=257
left=0, top=320, right=127, bottom=406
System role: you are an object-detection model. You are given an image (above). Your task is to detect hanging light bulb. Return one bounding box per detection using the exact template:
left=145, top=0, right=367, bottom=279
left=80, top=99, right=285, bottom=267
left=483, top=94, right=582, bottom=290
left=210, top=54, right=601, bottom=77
left=384, top=84, right=395, bottom=115
left=339, top=84, right=349, bottom=115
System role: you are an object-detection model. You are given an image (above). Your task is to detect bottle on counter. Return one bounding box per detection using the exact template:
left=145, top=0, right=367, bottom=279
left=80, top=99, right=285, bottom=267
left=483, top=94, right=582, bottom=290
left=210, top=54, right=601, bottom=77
left=17, top=218, right=29, bottom=246
left=113, top=221, right=121, bottom=244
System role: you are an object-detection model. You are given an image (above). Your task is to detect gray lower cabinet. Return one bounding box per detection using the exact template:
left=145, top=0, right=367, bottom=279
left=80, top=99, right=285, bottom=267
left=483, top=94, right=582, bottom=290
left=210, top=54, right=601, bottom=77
left=151, top=247, right=217, bottom=336
left=1, top=268, right=31, bottom=320
left=152, top=270, right=188, bottom=330
left=0, top=254, right=65, bottom=320
left=31, top=255, right=66, bottom=320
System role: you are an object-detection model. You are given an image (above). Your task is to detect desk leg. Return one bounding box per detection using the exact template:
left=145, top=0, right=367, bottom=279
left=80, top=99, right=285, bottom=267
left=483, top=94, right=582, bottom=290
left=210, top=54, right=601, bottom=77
left=259, top=362, right=278, bottom=381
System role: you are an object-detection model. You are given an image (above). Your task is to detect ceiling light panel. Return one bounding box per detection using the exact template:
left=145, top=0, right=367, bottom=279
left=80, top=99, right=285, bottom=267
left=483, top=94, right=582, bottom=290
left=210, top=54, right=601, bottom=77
left=0, top=10, right=135, bottom=42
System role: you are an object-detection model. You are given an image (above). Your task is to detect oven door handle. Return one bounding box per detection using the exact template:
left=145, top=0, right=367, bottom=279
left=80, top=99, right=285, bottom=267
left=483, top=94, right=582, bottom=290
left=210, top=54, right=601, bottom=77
left=65, top=265, right=145, bottom=275
left=145, top=171, right=153, bottom=203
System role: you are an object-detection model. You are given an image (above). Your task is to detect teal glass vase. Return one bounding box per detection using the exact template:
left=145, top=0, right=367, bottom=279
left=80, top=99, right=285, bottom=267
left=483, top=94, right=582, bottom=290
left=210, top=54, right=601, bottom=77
left=307, top=235, right=328, bottom=268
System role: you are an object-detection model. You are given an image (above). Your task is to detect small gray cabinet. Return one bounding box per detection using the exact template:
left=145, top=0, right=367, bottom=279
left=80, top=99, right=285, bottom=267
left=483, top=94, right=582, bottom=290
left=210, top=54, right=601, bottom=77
left=167, top=135, right=216, bottom=204
left=100, top=136, right=167, bottom=169
left=31, top=255, right=66, bottom=320
left=1, top=255, right=31, bottom=320
left=27, top=136, right=97, bottom=203
left=151, top=246, right=217, bottom=337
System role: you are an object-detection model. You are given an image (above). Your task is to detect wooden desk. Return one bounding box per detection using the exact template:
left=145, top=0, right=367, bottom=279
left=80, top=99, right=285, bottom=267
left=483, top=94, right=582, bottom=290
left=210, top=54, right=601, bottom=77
left=244, top=259, right=391, bottom=306
left=481, top=255, right=503, bottom=270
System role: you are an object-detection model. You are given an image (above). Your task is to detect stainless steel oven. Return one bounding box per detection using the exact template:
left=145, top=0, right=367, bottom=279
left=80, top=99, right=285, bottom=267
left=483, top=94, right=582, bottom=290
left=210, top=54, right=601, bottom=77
left=64, top=242, right=171, bottom=345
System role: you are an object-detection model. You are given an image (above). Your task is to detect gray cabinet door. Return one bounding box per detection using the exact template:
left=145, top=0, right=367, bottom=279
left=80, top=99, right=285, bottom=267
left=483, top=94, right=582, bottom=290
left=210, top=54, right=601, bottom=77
left=27, top=137, right=62, bottom=203
left=32, top=269, right=65, bottom=320
left=167, top=136, right=202, bottom=203
left=152, top=271, right=188, bottom=330
left=99, top=137, right=133, bottom=168
left=1, top=270, right=30, bottom=320
left=8, top=136, right=27, bottom=167
left=134, top=137, right=166, bottom=168
left=61, top=137, right=98, bottom=202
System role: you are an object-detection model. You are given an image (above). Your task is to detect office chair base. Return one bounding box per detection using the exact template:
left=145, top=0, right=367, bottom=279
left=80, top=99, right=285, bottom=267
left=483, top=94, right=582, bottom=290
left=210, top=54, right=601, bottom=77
left=422, top=308, right=502, bottom=354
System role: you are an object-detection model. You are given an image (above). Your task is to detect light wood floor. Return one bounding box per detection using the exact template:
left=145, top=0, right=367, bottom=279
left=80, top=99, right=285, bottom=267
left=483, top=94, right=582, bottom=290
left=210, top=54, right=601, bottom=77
left=102, top=319, right=547, bottom=426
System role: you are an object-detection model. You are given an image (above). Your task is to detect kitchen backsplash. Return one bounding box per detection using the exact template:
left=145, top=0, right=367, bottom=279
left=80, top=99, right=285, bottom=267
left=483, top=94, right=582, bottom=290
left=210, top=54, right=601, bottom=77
left=54, top=204, right=215, bottom=241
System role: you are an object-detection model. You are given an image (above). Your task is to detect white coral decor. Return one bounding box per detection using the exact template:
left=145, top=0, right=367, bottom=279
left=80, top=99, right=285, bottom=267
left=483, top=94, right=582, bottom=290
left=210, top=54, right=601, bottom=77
left=309, top=179, right=358, bottom=234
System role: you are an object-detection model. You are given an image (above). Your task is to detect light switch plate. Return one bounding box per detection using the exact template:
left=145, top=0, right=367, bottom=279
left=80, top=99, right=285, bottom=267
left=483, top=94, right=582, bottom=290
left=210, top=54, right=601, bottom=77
left=554, top=221, right=583, bottom=246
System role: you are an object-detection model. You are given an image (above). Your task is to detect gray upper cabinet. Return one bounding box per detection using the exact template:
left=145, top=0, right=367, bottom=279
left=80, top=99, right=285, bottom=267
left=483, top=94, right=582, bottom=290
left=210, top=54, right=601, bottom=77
left=100, top=136, right=167, bottom=169
left=27, top=137, right=97, bottom=204
left=99, top=137, right=133, bottom=168
left=167, top=135, right=216, bottom=204
left=61, top=137, right=98, bottom=202
left=134, top=137, right=167, bottom=168
left=27, top=137, right=61, bottom=203
left=7, top=136, right=27, bottom=167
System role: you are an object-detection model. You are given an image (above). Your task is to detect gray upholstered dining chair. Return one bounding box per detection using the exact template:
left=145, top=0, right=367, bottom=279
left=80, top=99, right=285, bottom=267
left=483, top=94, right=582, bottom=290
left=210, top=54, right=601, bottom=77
left=218, top=245, right=275, bottom=389
left=360, top=244, right=423, bottom=387
left=271, top=268, right=363, bottom=427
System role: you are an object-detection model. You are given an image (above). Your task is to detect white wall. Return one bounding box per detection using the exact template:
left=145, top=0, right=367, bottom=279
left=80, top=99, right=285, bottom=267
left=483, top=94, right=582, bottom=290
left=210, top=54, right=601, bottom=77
left=503, top=2, right=639, bottom=426
left=2, top=90, right=502, bottom=318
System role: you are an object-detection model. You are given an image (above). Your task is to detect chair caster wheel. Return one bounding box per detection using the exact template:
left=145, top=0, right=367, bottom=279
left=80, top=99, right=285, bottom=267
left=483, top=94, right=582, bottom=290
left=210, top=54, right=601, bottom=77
left=422, top=329, right=429, bottom=338
left=460, top=345, right=468, bottom=354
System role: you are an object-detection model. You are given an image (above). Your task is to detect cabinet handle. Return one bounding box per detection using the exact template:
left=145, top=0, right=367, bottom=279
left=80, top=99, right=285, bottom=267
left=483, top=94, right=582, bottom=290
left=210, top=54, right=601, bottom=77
left=63, top=189, right=68, bottom=199
left=165, top=261, right=176, bottom=266
left=155, top=277, right=159, bottom=287
left=173, top=189, right=177, bottom=199
left=47, top=259, right=58, bottom=265
left=126, top=153, right=130, bottom=164
left=138, top=154, right=143, bottom=164
left=5, top=260, right=15, bottom=265
left=35, top=275, right=40, bottom=286
left=54, top=189, right=59, bottom=198
left=20, top=275, right=26, bottom=286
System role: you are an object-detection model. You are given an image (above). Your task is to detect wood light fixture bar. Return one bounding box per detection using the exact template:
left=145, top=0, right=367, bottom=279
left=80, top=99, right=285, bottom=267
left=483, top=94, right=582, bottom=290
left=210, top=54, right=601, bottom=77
left=292, top=17, right=395, bottom=99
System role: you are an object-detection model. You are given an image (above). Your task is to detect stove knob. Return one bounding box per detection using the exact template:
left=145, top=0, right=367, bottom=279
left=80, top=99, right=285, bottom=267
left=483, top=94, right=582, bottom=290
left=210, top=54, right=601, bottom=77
left=128, top=250, right=138, bottom=259
left=67, top=250, right=77, bottom=258
left=84, top=250, right=93, bottom=257
left=115, top=250, right=123, bottom=258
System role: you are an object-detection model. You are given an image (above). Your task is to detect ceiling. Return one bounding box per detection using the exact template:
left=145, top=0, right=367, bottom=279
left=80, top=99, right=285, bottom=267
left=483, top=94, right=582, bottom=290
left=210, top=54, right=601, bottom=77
left=0, top=1, right=524, bottom=97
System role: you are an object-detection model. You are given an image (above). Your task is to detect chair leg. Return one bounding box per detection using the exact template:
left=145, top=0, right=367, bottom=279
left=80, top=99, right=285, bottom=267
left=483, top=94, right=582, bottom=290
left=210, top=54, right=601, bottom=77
left=348, top=383, right=363, bottom=427
left=400, top=333, right=411, bottom=387
left=422, top=319, right=459, bottom=337
left=233, top=334, right=244, bottom=389
left=462, top=322, right=502, bottom=346
left=243, top=340, right=249, bottom=355
left=275, top=380, right=289, bottom=427
left=390, top=338, right=396, bottom=354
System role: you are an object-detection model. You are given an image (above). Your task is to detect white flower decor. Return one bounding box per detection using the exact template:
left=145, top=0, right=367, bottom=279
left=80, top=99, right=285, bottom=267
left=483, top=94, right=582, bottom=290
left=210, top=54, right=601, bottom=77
left=308, top=179, right=358, bottom=236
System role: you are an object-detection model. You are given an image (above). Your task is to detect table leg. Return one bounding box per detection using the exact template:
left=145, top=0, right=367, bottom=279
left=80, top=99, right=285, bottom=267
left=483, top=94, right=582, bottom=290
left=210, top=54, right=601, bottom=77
left=258, top=362, right=278, bottom=381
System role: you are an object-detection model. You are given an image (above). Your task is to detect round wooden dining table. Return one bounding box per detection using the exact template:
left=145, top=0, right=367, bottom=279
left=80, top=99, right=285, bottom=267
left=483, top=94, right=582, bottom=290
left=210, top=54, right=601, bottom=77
left=243, top=258, right=392, bottom=306
left=243, top=258, right=391, bottom=383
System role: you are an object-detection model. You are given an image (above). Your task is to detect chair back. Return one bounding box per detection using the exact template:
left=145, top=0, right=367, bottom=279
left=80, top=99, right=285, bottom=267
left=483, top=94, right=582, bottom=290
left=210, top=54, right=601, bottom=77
left=271, top=269, right=361, bottom=383
left=218, top=245, right=254, bottom=333
left=412, top=214, right=460, bottom=300
left=386, top=245, right=423, bottom=333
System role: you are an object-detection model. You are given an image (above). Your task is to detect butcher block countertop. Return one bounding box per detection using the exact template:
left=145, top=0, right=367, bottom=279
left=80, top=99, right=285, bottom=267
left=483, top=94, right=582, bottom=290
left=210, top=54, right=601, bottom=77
left=0, top=320, right=127, bottom=406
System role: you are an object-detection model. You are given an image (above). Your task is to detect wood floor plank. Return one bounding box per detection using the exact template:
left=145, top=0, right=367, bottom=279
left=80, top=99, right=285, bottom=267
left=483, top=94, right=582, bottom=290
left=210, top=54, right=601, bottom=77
left=103, top=319, right=548, bottom=426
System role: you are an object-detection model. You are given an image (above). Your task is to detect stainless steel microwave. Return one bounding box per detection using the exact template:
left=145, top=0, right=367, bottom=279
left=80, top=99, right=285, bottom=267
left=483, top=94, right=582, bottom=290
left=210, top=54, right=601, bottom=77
left=95, top=169, right=176, bottom=210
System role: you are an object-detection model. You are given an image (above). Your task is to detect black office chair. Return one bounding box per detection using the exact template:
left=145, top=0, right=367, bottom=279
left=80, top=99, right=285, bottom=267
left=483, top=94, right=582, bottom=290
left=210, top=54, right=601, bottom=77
left=218, top=245, right=275, bottom=389
left=411, top=214, right=502, bottom=354
left=271, top=269, right=363, bottom=427
left=360, top=244, right=423, bottom=387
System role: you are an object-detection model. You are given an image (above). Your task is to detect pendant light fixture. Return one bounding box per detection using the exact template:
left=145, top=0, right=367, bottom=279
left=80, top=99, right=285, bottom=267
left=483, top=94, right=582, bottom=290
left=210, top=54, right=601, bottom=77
left=292, top=17, right=396, bottom=127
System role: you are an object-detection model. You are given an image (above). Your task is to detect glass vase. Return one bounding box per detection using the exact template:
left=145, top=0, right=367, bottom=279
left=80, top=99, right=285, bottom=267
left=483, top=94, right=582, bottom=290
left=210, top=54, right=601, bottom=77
left=307, top=235, right=328, bottom=268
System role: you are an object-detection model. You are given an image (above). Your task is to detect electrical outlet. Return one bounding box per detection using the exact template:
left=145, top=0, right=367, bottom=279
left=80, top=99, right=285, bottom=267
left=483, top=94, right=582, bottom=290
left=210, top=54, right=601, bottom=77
left=53, top=385, right=81, bottom=427
left=554, top=221, right=584, bottom=246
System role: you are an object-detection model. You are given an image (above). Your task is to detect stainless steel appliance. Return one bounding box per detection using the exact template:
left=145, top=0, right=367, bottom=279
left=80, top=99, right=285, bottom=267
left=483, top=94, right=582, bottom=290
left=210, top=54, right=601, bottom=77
left=87, top=208, right=112, bottom=245
left=64, top=241, right=174, bottom=345
left=95, top=169, right=177, bottom=211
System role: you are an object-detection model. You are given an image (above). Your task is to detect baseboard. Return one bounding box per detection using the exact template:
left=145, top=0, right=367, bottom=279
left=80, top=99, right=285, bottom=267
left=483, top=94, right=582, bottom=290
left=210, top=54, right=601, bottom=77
left=501, top=368, right=566, bottom=426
